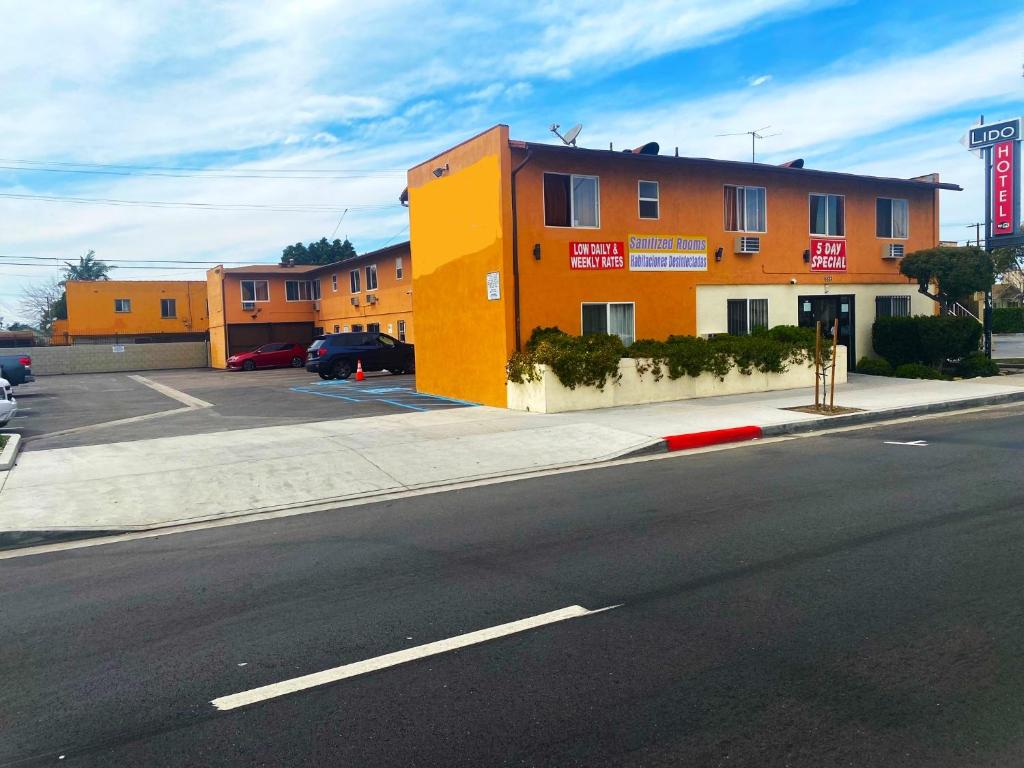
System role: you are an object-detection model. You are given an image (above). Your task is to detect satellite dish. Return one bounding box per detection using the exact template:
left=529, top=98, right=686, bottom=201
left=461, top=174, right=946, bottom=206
left=563, top=124, right=582, bottom=146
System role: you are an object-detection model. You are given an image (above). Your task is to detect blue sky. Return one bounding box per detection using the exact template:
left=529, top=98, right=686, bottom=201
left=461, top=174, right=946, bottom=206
left=1, top=0, right=1022, bottom=323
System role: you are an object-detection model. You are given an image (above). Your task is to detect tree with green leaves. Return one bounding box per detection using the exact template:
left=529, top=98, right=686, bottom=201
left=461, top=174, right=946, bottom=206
left=281, top=237, right=357, bottom=266
left=992, top=244, right=1024, bottom=305
left=899, top=246, right=994, bottom=311
left=63, top=249, right=113, bottom=281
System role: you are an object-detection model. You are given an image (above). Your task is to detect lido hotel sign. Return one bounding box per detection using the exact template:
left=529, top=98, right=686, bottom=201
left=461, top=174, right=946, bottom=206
left=965, top=117, right=1022, bottom=245
left=627, top=235, right=708, bottom=271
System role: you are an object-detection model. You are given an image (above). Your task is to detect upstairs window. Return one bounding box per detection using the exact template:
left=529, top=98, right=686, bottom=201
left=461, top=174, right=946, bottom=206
left=365, top=264, right=378, bottom=291
left=544, top=173, right=599, bottom=228
left=350, top=269, right=360, bottom=293
left=286, top=280, right=315, bottom=301
left=724, top=185, right=766, bottom=232
left=240, top=280, right=269, bottom=303
left=876, top=198, right=909, bottom=238
left=809, top=194, right=845, bottom=236
left=638, top=180, right=659, bottom=219
left=331, top=273, right=338, bottom=292
left=160, top=298, right=176, bottom=319
left=396, top=256, right=404, bottom=279
left=114, top=298, right=131, bottom=313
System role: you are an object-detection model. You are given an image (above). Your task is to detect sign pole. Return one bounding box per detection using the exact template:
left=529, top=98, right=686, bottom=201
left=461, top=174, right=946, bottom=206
left=829, top=318, right=839, bottom=410
left=814, top=321, right=822, bottom=409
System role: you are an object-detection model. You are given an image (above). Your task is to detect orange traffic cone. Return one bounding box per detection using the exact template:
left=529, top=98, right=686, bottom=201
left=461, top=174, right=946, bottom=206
left=355, top=359, right=365, bottom=381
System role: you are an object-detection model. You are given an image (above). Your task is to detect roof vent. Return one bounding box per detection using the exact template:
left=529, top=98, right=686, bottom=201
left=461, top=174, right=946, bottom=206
left=626, top=142, right=660, bottom=156
left=779, top=159, right=805, bottom=168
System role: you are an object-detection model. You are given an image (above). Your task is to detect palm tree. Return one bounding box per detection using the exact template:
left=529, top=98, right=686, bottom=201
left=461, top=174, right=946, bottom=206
left=63, top=250, right=113, bottom=282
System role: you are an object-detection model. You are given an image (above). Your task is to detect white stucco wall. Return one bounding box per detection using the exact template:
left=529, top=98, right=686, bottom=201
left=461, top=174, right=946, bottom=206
left=695, top=284, right=935, bottom=362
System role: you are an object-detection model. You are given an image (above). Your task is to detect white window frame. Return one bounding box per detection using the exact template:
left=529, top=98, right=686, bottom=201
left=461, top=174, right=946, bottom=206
left=724, top=185, right=767, bottom=233
left=365, top=264, right=378, bottom=291
left=543, top=172, right=601, bottom=229
left=160, top=298, right=177, bottom=319
left=726, top=298, right=769, bottom=336
left=876, top=197, right=909, bottom=239
left=312, top=279, right=321, bottom=301
left=397, top=319, right=407, bottom=342
left=809, top=193, right=846, bottom=237
left=331, top=273, right=338, bottom=292
left=114, top=298, right=131, bottom=313
left=395, top=256, right=404, bottom=280
left=349, top=269, right=360, bottom=293
left=638, top=180, right=659, bottom=220
left=285, top=280, right=316, bottom=302
left=580, top=301, right=635, bottom=346
left=240, top=279, right=270, bottom=304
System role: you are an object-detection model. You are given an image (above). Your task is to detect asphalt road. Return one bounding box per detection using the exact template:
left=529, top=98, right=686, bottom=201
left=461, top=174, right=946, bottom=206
left=2, top=406, right=1024, bottom=767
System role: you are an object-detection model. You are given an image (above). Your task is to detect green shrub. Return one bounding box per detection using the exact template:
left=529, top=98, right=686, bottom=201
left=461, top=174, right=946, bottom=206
left=893, top=362, right=947, bottom=380
left=856, top=357, right=893, bottom=376
left=524, top=326, right=568, bottom=352
left=873, top=315, right=981, bottom=370
left=955, top=352, right=1001, bottom=378
left=508, top=331, right=624, bottom=390
left=993, top=308, right=1024, bottom=334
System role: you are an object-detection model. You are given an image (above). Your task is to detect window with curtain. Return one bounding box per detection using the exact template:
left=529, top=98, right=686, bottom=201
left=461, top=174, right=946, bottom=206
left=365, top=264, right=378, bottom=290
left=349, top=269, right=360, bottom=293
left=544, top=173, right=599, bottom=227
left=809, top=194, right=845, bottom=236
left=114, top=298, right=131, bottom=313
left=876, top=198, right=908, bottom=238
left=724, top=186, right=766, bottom=232
left=581, top=302, right=634, bottom=346
left=160, top=298, right=176, bottom=318
left=241, top=280, right=269, bottom=303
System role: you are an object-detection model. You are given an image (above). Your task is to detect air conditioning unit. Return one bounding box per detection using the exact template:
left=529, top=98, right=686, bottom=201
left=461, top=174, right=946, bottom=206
left=350, top=297, right=360, bottom=306
left=882, top=243, right=905, bottom=259
left=242, top=301, right=255, bottom=311
left=734, top=236, right=761, bottom=255
left=366, top=294, right=378, bottom=305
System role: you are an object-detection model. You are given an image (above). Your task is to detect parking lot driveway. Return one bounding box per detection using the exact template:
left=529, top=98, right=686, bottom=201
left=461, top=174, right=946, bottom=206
left=23, top=368, right=473, bottom=451
left=7, top=373, right=184, bottom=443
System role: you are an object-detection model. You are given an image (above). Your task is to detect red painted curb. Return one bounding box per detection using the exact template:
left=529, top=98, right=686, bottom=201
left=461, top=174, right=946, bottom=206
left=663, top=425, right=763, bottom=452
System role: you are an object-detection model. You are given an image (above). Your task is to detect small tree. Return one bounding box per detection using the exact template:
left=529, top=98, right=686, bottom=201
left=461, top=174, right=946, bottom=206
left=899, top=246, right=994, bottom=311
left=63, top=250, right=113, bottom=281
left=280, top=238, right=356, bottom=265
left=992, top=244, right=1024, bottom=305
left=19, top=278, right=65, bottom=334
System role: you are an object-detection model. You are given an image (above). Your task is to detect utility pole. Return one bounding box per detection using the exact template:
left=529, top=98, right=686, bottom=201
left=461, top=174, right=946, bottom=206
left=965, top=222, right=984, bottom=247
left=715, top=126, right=781, bottom=163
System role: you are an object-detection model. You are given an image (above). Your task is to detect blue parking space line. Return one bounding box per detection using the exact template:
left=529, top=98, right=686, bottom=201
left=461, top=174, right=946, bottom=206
left=289, top=378, right=477, bottom=410
left=377, top=399, right=429, bottom=411
left=289, top=387, right=361, bottom=402
left=409, top=392, right=480, bottom=407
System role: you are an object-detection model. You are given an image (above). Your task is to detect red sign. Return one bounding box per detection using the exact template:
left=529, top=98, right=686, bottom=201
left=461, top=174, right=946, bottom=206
left=569, top=241, right=625, bottom=270
left=809, top=238, right=847, bottom=271
left=993, top=140, right=1014, bottom=236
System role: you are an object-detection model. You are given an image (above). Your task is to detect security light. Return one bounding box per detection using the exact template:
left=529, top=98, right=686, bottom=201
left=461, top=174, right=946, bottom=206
left=432, top=163, right=449, bottom=178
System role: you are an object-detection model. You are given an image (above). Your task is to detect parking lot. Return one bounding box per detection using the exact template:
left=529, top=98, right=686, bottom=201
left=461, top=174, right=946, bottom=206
left=6, top=367, right=475, bottom=451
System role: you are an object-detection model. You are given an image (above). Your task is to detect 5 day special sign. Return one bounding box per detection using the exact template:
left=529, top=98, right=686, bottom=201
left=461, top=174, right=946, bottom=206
left=569, top=241, right=625, bottom=270
left=628, top=234, right=708, bottom=271
left=809, top=238, right=847, bottom=271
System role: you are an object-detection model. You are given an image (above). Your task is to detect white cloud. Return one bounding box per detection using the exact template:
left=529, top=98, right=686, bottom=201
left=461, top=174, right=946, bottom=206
left=748, top=75, right=772, bottom=87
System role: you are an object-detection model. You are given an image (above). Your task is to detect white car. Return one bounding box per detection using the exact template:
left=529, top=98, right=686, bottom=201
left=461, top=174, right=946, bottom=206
left=0, top=377, right=17, bottom=428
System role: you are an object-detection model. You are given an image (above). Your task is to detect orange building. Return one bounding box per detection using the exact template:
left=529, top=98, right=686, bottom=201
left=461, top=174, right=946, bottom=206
left=61, top=280, right=209, bottom=344
left=206, top=242, right=413, bottom=367
left=408, top=125, right=959, bottom=407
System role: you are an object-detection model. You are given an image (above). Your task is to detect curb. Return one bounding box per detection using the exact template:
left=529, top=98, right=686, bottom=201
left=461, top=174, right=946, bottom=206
left=635, top=390, right=1024, bottom=456
left=0, top=433, right=22, bottom=471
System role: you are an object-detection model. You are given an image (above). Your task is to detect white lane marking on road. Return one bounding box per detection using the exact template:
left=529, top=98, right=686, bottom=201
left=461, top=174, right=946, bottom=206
left=210, top=604, right=621, bottom=711
left=128, top=374, right=213, bottom=409
left=883, top=440, right=929, bottom=446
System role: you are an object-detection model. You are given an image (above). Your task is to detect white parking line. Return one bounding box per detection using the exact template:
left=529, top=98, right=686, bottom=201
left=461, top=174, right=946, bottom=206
left=210, top=603, right=621, bottom=711
left=129, top=375, right=213, bottom=409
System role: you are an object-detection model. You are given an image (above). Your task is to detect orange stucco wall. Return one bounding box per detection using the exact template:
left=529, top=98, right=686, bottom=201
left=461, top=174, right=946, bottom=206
left=206, top=268, right=228, bottom=368
left=316, top=244, right=415, bottom=342
left=511, top=147, right=938, bottom=342
left=409, top=125, right=514, bottom=406
left=65, top=280, right=209, bottom=337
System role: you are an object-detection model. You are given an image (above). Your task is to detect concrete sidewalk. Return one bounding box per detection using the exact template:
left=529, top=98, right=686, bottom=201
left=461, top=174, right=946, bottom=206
left=2, top=373, right=1023, bottom=543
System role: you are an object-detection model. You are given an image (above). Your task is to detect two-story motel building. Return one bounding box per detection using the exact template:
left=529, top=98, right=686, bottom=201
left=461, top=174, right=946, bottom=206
left=206, top=241, right=413, bottom=366
left=408, top=125, right=959, bottom=407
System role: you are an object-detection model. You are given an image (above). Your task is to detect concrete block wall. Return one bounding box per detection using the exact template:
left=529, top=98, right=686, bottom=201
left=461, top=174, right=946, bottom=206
left=0, top=342, right=209, bottom=375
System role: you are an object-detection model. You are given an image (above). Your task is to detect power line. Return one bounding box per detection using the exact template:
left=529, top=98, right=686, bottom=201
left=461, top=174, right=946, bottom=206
left=0, top=164, right=405, bottom=181
left=0, top=261, right=210, bottom=270
left=0, top=157, right=406, bottom=175
left=0, top=191, right=396, bottom=213
left=0, top=254, right=274, bottom=265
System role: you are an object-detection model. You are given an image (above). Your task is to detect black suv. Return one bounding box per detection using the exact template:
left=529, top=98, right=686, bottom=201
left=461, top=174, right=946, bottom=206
left=306, top=332, right=415, bottom=380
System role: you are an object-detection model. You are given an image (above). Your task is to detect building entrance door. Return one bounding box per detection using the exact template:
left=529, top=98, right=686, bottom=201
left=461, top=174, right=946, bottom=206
left=798, top=295, right=855, bottom=368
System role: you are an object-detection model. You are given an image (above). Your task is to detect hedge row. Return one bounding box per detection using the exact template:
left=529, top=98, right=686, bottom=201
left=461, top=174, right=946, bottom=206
left=993, top=307, right=1024, bottom=334
left=508, top=326, right=824, bottom=390
left=871, top=315, right=981, bottom=370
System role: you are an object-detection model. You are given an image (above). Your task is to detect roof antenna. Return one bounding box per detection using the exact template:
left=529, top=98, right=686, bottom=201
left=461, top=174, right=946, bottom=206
left=550, top=123, right=582, bottom=146
left=715, top=125, right=781, bottom=162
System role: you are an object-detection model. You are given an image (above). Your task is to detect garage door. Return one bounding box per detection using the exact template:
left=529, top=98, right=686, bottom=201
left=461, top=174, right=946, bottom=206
left=226, top=323, right=315, bottom=357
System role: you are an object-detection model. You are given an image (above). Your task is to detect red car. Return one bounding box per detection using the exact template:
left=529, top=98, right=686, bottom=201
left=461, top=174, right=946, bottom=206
left=227, top=343, right=308, bottom=371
